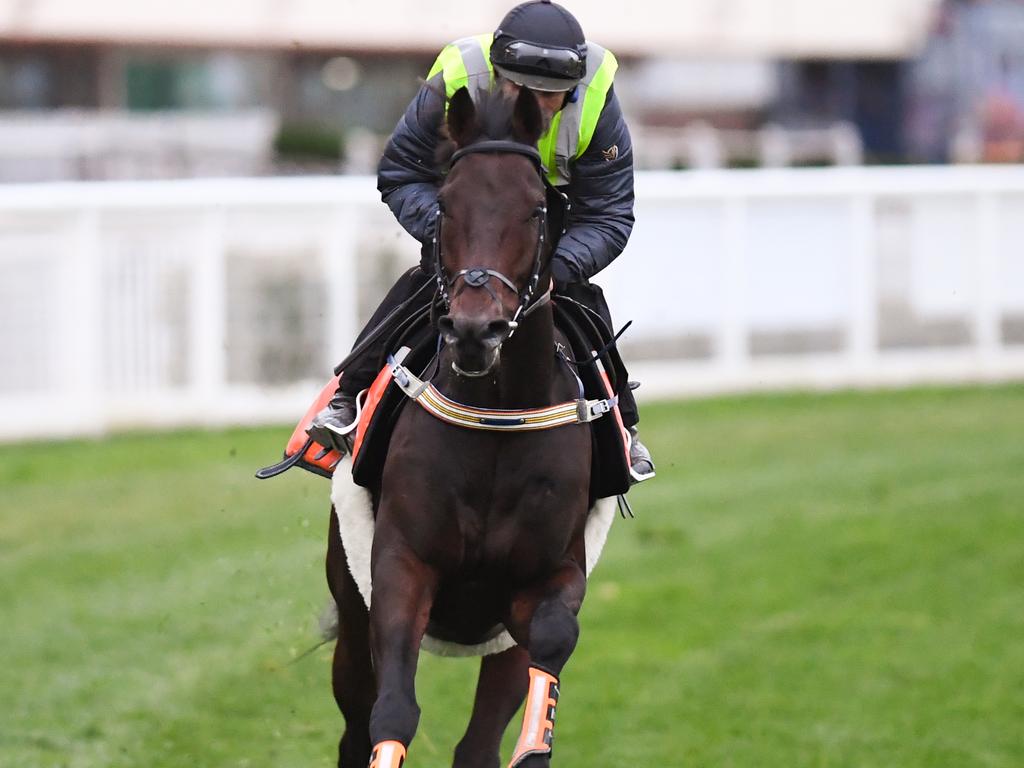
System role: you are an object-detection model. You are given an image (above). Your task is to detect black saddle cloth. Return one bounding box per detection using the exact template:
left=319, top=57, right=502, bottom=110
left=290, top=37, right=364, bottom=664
left=351, top=298, right=631, bottom=499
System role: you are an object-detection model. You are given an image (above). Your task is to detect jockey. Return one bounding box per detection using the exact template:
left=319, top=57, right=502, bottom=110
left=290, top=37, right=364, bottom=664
left=309, top=0, right=655, bottom=482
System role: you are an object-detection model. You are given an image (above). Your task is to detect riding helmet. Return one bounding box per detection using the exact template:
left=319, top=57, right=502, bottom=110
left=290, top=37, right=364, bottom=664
left=490, top=0, right=587, bottom=92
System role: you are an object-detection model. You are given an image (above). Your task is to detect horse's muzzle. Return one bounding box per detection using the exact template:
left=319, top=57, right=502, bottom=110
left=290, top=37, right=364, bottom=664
left=439, top=314, right=511, bottom=377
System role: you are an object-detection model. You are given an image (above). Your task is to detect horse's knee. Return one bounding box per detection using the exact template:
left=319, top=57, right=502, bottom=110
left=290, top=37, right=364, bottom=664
left=369, top=689, right=421, bottom=747
left=528, top=600, right=579, bottom=674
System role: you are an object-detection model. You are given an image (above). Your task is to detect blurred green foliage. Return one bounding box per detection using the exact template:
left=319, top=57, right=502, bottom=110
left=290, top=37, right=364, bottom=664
left=273, top=122, right=345, bottom=162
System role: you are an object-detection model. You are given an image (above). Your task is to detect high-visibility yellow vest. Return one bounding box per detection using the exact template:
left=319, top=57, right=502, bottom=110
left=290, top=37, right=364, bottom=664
left=427, top=33, right=618, bottom=186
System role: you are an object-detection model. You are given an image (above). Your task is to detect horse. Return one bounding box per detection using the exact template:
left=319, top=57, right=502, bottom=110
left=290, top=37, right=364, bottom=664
left=325, top=85, right=599, bottom=768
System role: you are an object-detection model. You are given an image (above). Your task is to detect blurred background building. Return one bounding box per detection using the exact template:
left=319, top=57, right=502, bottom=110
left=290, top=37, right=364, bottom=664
left=3, top=0, right=1023, bottom=180
left=1, top=0, right=1023, bottom=440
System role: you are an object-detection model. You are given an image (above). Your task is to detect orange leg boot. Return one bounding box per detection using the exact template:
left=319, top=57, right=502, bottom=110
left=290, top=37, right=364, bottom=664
left=369, top=740, right=406, bottom=768
left=508, top=667, right=560, bottom=767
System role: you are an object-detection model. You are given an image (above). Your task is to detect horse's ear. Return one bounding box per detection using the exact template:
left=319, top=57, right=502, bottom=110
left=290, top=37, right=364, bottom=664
left=447, top=87, right=478, bottom=147
left=511, top=87, right=544, bottom=145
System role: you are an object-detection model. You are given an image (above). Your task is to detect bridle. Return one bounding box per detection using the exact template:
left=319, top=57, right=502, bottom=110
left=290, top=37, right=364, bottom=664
left=383, top=140, right=620, bottom=434
left=432, top=140, right=551, bottom=338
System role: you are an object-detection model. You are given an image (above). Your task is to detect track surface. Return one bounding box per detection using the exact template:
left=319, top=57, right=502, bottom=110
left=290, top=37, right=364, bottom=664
left=2, top=384, right=1022, bottom=767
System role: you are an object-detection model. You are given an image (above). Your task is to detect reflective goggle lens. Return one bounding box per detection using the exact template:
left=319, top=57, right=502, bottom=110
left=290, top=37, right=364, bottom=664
left=494, top=40, right=585, bottom=81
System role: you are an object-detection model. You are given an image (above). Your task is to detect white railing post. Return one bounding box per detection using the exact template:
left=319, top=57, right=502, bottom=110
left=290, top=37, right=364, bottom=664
left=322, top=202, right=361, bottom=374
left=848, top=194, right=878, bottom=377
left=65, top=207, right=104, bottom=435
left=718, top=198, right=748, bottom=378
left=191, top=206, right=227, bottom=417
left=973, top=191, right=1001, bottom=370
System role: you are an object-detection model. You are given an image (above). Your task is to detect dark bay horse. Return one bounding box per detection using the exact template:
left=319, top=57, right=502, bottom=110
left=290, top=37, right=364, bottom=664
left=326, top=86, right=595, bottom=768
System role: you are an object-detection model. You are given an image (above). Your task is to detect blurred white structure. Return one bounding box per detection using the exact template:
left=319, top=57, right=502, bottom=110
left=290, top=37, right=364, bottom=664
left=1, top=165, right=1023, bottom=441
left=0, top=0, right=940, bottom=58
left=633, top=122, right=863, bottom=170
left=0, top=110, right=278, bottom=181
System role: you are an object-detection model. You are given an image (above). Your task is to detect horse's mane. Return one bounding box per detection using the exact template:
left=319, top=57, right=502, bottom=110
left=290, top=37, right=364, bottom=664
left=435, top=89, right=522, bottom=168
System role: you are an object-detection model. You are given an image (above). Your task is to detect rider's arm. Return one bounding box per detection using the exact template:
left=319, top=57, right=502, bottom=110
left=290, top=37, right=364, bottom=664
left=376, top=75, right=447, bottom=246
left=551, top=86, right=635, bottom=288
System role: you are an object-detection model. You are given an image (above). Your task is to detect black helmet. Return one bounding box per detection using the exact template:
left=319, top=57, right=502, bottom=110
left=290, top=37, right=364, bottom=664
left=490, top=1, right=587, bottom=92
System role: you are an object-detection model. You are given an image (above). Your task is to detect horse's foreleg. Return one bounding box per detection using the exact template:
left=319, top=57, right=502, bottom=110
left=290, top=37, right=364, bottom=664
left=366, top=529, right=439, bottom=767
left=503, top=563, right=587, bottom=768
left=327, top=509, right=375, bottom=768
left=452, top=645, right=531, bottom=768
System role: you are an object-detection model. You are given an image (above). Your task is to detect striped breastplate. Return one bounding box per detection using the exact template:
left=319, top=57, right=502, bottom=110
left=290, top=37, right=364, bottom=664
left=386, top=349, right=616, bottom=432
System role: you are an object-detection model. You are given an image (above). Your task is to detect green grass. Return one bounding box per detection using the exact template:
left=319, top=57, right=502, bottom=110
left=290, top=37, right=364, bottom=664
left=2, top=384, right=1023, bottom=768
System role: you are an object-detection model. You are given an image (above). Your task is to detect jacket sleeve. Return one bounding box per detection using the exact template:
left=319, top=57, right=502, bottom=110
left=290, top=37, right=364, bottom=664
left=376, top=74, right=447, bottom=246
left=551, top=85, right=635, bottom=288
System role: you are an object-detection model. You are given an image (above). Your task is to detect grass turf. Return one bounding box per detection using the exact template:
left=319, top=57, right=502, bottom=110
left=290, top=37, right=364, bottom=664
left=1, top=384, right=1022, bottom=767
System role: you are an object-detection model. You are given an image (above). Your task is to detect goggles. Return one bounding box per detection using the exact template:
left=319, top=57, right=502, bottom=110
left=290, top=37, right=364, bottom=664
left=491, top=40, right=586, bottom=83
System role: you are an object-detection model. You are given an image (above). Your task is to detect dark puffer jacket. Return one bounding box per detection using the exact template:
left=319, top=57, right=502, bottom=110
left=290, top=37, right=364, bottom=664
left=376, top=72, right=635, bottom=288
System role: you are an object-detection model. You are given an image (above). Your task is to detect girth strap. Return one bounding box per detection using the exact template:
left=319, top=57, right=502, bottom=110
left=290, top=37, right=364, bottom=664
left=387, top=348, right=616, bottom=432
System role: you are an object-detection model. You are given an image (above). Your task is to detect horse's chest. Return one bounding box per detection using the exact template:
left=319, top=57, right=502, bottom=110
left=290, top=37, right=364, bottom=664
left=447, top=464, right=588, bottom=576
left=382, top=409, right=590, bottom=575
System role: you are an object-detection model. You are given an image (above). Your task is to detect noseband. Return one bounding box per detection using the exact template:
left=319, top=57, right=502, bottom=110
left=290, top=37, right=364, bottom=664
left=432, top=140, right=550, bottom=337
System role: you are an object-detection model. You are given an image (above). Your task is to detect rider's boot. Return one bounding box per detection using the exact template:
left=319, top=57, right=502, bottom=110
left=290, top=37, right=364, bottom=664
left=307, top=389, right=359, bottom=455
left=628, top=425, right=656, bottom=484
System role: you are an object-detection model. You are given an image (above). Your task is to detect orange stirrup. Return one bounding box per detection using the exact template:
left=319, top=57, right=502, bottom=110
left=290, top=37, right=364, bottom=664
left=369, top=740, right=406, bottom=768
left=509, top=666, right=560, bottom=767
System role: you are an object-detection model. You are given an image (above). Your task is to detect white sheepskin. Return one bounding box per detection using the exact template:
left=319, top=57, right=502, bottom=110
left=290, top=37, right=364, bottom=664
left=330, top=455, right=617, bottom=657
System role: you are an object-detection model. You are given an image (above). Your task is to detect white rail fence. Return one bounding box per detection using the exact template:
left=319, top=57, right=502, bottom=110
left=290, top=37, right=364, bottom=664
left=1, top=166, right=1023, bottom=441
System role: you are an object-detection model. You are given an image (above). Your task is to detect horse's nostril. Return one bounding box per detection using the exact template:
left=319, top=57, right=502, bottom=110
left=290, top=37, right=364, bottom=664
left=486, top=319, right=511, bottom=339
left=440, top=314, right=509, bottom=344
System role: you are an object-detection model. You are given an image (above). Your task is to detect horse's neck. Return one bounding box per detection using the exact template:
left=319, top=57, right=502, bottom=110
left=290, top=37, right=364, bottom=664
left=500, top=304, right=557, bottom=406
left=443, top=304, right=559, bottom=409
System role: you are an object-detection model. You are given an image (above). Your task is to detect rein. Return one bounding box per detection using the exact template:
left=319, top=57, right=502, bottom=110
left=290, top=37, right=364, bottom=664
left=432, top=139, right=549, bottom=337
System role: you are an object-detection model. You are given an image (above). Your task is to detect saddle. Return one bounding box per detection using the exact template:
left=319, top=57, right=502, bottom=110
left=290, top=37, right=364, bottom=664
left=258, top=297, right=632, bottom=499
